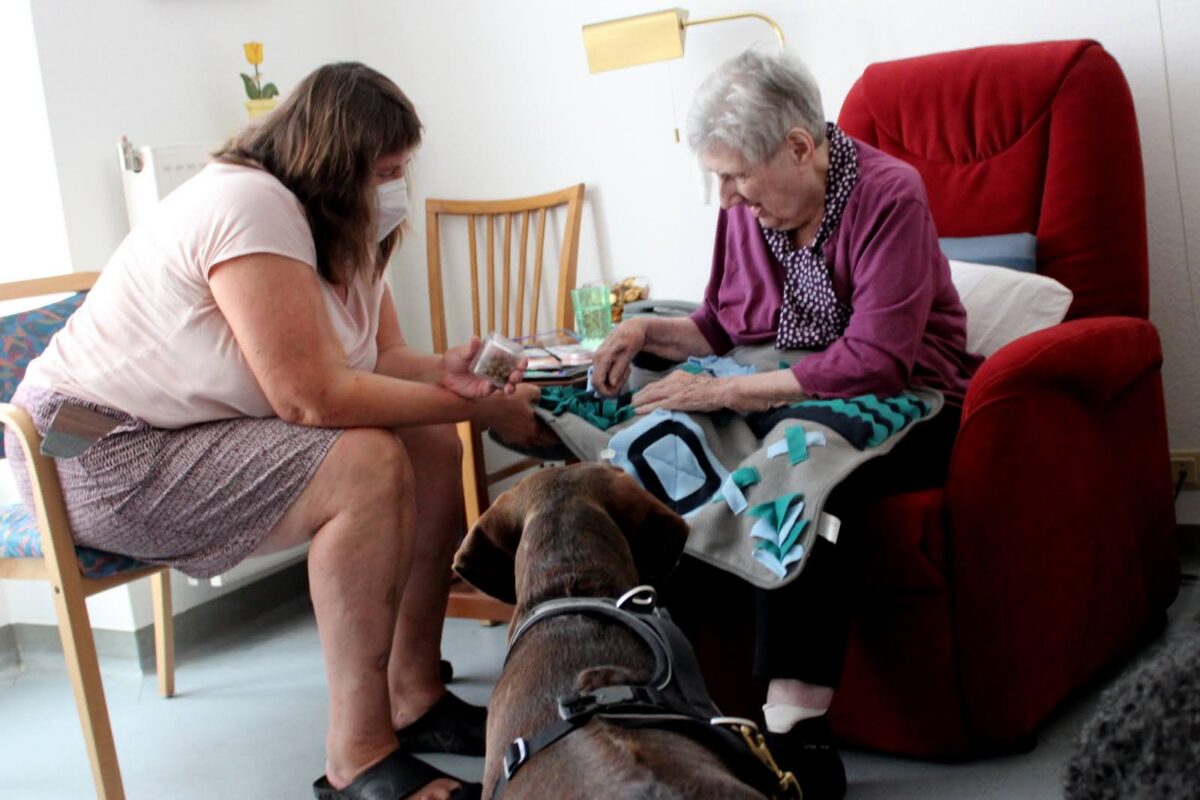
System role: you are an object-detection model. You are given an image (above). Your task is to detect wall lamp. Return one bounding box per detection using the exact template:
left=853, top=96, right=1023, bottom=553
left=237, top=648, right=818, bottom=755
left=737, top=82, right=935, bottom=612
left=582, top=8, right=785, bottom=73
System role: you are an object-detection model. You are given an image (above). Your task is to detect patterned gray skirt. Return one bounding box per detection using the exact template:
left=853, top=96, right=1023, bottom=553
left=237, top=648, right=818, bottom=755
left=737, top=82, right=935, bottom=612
left=5, top=383, right=340, bottom=578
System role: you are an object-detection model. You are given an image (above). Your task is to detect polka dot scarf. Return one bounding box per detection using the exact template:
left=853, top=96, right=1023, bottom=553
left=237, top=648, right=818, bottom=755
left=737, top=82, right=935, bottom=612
left=766, top=122, right=858, bottom=351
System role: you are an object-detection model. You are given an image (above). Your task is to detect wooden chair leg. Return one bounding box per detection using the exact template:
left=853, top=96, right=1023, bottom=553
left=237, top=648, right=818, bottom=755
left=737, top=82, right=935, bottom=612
left=51, top=574, right=125, bottom=800
left=457, top=420, right=490, bottom=529
left=150, top=570, right=175, bottom=699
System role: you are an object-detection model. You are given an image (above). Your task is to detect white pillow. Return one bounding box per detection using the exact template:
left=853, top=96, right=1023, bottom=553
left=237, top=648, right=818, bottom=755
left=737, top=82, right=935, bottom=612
left=948, top=259, right=1074, bottom=357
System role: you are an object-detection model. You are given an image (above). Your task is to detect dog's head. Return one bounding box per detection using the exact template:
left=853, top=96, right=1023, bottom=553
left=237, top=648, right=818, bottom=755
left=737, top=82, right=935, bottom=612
left=453, top=463, right=690, bottom=604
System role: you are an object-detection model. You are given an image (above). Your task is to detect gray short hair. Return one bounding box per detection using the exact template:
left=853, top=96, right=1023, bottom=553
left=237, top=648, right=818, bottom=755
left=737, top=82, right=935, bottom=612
left=686, top=47, right=826, bottom=164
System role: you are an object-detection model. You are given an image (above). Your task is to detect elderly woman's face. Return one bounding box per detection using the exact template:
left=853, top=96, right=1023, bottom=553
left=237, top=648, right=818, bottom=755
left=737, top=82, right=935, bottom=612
left=700, top=135, right=822, bottom=232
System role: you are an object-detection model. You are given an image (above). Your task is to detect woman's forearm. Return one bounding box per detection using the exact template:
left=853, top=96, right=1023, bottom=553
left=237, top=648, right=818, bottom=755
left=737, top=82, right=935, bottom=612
left=725, top=369, right=805, bottom=412
left=288, top=367, right=485, bottom=428
left=641, top=317, right=715, bottom=361
left=374, top=344, right=446, bottom=384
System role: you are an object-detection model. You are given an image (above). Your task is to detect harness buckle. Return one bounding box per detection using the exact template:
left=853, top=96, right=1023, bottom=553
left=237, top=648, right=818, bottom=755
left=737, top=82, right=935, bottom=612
left=558, top=685, right=643, bottom=722
left=503, top=736, right=529, bottom=780
left=616, top=585, right=658, bottom=611
left=719, top=721, right=803, bottom=800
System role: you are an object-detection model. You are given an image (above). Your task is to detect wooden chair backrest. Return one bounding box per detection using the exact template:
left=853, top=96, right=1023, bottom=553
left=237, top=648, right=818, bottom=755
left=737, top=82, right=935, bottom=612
left=426, top=184, right=585, bottom=352
left=0, top=271, right=99, bottom=302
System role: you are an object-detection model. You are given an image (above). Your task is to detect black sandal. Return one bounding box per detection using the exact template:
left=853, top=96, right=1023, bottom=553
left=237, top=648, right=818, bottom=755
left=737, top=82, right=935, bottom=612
left=312, top=749, right=481, bottom=800
left=396, top=691, right=487, bottom=756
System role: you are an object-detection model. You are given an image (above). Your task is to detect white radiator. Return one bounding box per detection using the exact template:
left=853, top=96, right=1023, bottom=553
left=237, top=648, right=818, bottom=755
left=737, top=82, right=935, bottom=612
left=117, top=137, right=310, bottom=589
left=117, top=137, right=215, bottom=228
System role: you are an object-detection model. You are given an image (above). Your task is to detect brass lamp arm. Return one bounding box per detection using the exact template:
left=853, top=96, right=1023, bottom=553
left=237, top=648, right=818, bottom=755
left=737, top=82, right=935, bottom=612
left=682, top=13, right=785, bottom=46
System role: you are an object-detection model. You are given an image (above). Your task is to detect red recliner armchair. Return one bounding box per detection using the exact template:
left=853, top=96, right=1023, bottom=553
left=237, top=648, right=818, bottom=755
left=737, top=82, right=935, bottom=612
left=672, top=39, right=1180, bottom=758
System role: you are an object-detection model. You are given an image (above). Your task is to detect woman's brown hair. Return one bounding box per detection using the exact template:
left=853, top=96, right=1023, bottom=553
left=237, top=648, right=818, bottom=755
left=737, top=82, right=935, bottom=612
left=214, top=62, right=422, bottom=285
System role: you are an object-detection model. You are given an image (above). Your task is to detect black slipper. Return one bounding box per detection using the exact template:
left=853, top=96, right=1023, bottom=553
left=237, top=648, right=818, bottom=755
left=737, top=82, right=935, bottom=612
left=396, top=691, right=487, bottom=756
left=312, top=749, right=481, bottom=800
left=762, top=715, right=847, bottom=800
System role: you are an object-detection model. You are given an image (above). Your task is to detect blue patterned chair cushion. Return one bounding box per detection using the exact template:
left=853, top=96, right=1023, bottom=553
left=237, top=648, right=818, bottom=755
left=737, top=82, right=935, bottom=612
left=0, top=502, right=146, bottom=579
left=0, top=292, right=87, bottom=458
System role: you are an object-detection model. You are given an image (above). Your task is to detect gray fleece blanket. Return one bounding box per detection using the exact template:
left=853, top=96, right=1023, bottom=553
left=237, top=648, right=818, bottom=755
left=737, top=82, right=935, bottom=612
left=534, top=344, right=942, bottom=589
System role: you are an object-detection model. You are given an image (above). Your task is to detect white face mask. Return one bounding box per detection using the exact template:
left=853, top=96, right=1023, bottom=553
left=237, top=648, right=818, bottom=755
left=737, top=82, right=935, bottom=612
left=374, top=178, right=409, bottom=241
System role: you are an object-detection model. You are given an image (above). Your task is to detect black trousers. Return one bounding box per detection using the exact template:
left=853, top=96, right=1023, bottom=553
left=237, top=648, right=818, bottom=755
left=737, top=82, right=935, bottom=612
left=753, top=405, right=963, bottom=687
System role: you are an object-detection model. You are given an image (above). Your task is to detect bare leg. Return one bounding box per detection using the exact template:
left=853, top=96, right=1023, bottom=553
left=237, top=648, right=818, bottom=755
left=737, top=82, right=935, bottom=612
left=387, top=423, right=464, bottom=727
left=766, top=680, right=835, bottom=712
left=255, top=428, right=458, bottom=797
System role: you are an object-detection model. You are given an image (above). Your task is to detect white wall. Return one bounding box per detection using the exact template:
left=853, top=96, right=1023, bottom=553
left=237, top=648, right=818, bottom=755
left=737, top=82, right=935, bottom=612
left=1161, top=0, right=1200, bottom=437
left=0, top=0, right=72, bottom=282
left=5, top=0, right=1199, bottom=630
left=28, top=0, right=363, bottom=274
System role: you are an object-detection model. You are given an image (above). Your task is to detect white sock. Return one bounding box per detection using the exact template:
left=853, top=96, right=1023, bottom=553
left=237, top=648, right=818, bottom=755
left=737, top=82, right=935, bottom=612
left=763, top=702, right=827, bottom=733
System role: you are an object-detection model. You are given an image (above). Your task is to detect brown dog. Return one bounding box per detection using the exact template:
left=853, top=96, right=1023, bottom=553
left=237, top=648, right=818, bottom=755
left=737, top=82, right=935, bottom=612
left=454, top=463, right=770, bottom=799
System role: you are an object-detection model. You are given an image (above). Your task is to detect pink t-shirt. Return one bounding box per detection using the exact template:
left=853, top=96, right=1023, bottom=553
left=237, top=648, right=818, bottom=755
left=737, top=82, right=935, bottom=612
left=24, top=162, right=386, bottom=428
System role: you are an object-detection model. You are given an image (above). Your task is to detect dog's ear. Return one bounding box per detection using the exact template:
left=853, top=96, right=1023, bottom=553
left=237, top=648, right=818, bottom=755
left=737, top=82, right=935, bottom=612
left=452, top=492, right=524, bottom=604
left=599, top=467, right=690, bottom=586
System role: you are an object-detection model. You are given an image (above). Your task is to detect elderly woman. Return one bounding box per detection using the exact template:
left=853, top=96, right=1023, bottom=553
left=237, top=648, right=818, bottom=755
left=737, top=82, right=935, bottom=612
left=7, top=63, right=540, bottom=799
left=592, top=48, right=982, bottom=800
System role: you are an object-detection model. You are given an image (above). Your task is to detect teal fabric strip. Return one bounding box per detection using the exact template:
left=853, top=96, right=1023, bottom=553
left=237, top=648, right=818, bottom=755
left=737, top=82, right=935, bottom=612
left=681, top=362, right=705, bottom=374
left=786, top=425, right=809, bottom=464
left=885, top=394, right=926, bottom=419
left=730, top=466, right=761, bottom=488
left=851, top=394, right=907, bottom=432
left=539, top=386, right=635, bottom=431
left=779, top=518, right=809, bottom=554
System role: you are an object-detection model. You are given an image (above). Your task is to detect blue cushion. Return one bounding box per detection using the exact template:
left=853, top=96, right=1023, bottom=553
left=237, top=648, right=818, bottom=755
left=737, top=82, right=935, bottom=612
left=0, top=292, right=87, bottom=458
left=939, top=233, right=1038, bottom=272
left=0, top=502, right=146, bottom=578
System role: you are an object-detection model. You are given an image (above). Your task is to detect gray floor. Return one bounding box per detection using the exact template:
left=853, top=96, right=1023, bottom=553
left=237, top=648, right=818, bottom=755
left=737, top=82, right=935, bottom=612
left=1, top=546, right=1196, bottom=800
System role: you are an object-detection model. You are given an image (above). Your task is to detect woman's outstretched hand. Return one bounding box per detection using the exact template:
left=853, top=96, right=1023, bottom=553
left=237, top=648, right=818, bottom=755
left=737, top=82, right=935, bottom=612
left=439, top=337, right=525, bottom=399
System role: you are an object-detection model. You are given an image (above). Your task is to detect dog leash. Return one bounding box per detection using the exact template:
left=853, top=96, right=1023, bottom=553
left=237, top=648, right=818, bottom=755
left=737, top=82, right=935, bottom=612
left=493, top=585, right=802, bottom=800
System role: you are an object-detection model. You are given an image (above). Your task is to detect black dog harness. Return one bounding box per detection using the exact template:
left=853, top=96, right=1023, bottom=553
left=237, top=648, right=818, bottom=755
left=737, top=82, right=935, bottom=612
left=492, top=586, right=801, bottom=799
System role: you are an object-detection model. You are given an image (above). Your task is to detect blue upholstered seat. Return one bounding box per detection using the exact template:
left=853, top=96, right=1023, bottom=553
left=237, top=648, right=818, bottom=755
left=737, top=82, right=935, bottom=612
left=0, top=502, right=145, bottom=578
left=1, top=290, right=147, bottom=578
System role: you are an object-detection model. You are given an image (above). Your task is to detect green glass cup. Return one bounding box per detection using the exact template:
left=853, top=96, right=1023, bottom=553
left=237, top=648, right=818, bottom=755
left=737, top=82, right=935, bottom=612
left=571, top=283, right=613, bottom=348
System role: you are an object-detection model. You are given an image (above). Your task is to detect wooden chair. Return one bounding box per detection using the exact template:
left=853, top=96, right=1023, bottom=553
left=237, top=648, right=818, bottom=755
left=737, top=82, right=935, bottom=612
left=0, top=272, right=175, bottom=800
left=426, top=183, right=585, bottom=622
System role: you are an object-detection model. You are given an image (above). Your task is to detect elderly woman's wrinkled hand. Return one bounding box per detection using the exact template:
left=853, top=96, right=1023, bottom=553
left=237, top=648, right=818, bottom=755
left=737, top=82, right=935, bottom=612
left=590, top=319, right=647, bottom=397
left=440, top=337, right=526, bottom=399
left=632, top=370, right=729, bottom=414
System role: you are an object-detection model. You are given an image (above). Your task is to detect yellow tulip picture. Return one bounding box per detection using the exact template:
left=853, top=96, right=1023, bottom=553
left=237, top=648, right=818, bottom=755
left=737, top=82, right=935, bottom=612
left=240, top=41, right=279, bottom=100
left=243, top=42, right=264, bottom=65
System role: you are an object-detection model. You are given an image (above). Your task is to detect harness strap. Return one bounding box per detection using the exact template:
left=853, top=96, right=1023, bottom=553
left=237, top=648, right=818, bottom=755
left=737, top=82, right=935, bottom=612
left=491, top=588, right=798, bottom=799
left=505, top=595, right=672, bottom=689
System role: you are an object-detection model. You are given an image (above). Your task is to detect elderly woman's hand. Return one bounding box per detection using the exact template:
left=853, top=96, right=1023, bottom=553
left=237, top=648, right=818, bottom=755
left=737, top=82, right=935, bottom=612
left=634, top=369, right=804, bottom=414
left=632, top=370, right=731, bottom=414
left=439, top=337, right=525, bottom=399
left=590, top=319, right=647, bottom=397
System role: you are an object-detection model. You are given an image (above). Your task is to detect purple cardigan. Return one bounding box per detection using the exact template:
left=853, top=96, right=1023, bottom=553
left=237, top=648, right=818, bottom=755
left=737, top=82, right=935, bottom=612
left=690, top=138, right=982, bottom=406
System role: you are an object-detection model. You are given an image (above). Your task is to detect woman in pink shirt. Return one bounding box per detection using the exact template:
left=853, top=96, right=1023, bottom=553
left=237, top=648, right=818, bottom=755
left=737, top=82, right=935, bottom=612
left=9, top=63, right=526, bottom=799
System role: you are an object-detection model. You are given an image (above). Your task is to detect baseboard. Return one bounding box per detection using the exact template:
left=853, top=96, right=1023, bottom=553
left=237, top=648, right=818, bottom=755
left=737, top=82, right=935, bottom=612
left=0, top=624, right=18, bottom=673
left=0, top=561, right=309, bottom=675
